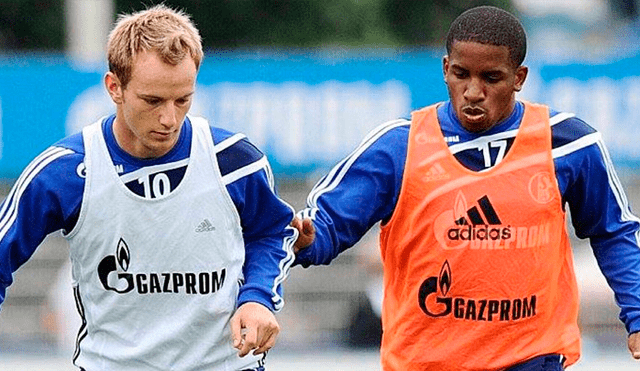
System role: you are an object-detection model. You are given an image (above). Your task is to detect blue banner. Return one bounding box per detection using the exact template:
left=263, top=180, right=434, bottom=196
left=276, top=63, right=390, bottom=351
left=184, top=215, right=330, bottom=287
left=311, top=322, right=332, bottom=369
left=0, top=50, right=639, bottom=178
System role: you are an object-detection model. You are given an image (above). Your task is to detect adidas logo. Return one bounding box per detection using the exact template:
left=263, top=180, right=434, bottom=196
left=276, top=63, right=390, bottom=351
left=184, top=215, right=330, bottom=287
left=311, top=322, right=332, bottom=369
left=423, top=163, right=450, bottom=182
left=195, top=219, right=216, bottom=232
left=455, top=195, right=501, bottom=226
left=448, top=196, right=511, bottom=241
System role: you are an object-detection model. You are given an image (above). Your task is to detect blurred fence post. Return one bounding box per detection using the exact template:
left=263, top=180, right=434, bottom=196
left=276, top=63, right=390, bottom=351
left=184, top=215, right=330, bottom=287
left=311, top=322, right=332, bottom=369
left=65, top=0, right=114, bottom=66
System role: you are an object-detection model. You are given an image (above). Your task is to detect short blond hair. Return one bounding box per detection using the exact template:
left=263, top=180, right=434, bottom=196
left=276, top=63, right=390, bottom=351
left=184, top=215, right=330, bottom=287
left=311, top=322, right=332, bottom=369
left=107, top=4, right=203, bottom=87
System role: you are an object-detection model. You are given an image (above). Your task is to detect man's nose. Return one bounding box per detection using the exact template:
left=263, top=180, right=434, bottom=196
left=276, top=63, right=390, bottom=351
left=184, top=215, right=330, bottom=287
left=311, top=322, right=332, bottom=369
left=464, top=78, right=485, bottom=102
left=159, top=102, right=178, bottom=128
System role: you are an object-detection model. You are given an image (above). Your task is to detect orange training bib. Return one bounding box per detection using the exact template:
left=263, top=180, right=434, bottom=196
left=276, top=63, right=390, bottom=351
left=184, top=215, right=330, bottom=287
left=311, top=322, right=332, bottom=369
left=379, top=102, right=580, bottom=371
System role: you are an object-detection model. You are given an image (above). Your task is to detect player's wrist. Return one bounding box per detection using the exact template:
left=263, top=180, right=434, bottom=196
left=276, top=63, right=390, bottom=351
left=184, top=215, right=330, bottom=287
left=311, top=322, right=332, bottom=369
left=237, top=289, right=275, bottom=312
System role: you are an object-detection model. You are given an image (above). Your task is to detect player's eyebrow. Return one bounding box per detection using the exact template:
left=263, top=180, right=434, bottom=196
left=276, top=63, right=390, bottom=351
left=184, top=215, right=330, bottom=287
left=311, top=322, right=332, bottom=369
left=451, top=64, right=467, bottom=71
left=138, top=91, right=195, bottom=100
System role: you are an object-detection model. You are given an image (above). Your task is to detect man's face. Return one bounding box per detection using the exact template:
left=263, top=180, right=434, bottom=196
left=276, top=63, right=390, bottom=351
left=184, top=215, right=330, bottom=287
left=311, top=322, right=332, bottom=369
left=106, top=50, right=197, bottom=158
left=443, top=41, right=527, bottom=133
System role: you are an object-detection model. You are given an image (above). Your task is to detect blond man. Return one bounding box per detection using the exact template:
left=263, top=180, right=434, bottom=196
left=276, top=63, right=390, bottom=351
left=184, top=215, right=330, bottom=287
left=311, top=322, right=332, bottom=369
left=0, top=5, right=296, bottom=370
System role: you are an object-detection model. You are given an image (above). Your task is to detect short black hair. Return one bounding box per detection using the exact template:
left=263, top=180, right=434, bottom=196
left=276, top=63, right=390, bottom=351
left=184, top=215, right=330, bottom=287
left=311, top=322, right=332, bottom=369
left=446, top=6, right=527, bottom=67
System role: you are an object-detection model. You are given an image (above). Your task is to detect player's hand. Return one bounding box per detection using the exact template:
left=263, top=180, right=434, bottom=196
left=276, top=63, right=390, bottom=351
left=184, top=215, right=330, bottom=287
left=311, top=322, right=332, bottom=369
left=628, top=331, right=640, bottom=359
left=230, top=302, right=280, bottom=357
left=290, top=217, right=315, bottom=253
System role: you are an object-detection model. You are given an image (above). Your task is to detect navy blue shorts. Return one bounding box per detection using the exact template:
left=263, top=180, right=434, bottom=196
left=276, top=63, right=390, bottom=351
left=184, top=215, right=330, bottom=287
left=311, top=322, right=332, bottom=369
left=505, top=354, right=564, bottom=371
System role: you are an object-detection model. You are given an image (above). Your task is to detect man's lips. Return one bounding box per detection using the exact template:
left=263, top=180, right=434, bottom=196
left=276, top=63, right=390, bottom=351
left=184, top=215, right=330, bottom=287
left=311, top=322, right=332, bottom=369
left=461, top=106, right=486, bottom=122
left=151, top=131, right=174, bottom=140
left=462, top=106, right=485, bottom=116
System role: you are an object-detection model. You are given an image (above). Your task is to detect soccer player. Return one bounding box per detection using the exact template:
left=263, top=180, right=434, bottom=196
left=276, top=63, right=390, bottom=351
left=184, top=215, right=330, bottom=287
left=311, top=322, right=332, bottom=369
left=292, top=6, right=640, bottom=371
left=0, top=5, right=296, bottom=371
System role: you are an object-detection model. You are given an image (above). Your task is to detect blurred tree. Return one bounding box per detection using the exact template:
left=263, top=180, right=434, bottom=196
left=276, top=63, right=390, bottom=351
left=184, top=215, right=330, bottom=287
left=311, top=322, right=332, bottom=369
left=0, top=0, right=64, bottom=50
left=117, top=0, right=328, bottom=47
left=114, top=0, right=516, bottom=48
left=115, top=0, right=388, bottom=47
left=0, top=0, right=517, bottom=50
left=383, top=0, right=515, bottom=46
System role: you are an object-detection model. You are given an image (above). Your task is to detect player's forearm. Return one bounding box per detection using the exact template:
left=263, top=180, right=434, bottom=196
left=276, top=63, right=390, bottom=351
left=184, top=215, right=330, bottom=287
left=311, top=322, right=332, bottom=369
left=294, top=125, right=404, bottom=267
left=241, top=231, right=296, bottom=311
left=0, top=193, right=65, bottom=276
left=0, top=224, right=54, bottom=308
left=293, top=177, right=392, bottom=266
left=591, top=233, right=640, bottom=333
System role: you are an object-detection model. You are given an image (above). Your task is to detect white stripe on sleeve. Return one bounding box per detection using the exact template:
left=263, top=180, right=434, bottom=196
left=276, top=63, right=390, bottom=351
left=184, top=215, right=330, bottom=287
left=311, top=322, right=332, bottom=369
left=221, top=155, right=269, bottom=185
left=307, top=119, right=408, bottom=211
left=0, top=146, right=74, bottom=242
left=271, top=225, right=298, bottom=311
left=214, top=133, right=246, bottom=154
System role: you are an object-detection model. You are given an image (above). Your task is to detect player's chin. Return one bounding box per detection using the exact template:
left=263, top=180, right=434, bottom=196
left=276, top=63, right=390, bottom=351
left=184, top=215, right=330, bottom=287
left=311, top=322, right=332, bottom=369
left=144, top=138, right=177, bottom=157
left=461, top=116, right=494, bottom=133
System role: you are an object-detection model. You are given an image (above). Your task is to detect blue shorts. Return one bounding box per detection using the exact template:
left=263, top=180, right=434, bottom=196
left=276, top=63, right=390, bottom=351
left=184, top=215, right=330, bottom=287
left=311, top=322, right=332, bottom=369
left=505, top=354, right=564, bottom=371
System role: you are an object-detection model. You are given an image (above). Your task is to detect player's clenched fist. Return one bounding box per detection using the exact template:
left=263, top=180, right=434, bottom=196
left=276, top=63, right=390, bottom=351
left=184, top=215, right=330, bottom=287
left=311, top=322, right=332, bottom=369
left=290, top=217, right=315, bottom=253
left=230, top=302, right=280, bottom=357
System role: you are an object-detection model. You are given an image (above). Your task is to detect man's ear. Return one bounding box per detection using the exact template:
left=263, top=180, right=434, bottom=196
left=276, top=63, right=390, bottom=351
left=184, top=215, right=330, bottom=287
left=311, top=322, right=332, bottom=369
left=514, top=65, right=528, bottom=92
left=105, top=72, right=124, bottom=104
left=442, top=55, right=450, bottom=77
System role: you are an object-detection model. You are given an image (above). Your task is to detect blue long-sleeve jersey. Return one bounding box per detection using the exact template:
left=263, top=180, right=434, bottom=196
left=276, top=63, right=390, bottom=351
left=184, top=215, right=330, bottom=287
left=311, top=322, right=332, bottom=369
left=295, top=101, right=640, bottom=334
left=0, top=115, right=297, bottom=312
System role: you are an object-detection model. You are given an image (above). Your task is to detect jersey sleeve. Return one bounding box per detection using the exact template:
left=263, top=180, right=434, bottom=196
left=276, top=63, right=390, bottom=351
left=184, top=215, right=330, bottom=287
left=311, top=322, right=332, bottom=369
left=553, top=115, right=640, bottom=334
left=294, top=120, right=409, bottom=267
left=213, top=129, right=297, bottom=312
left=0, top=145, right=84, bottom=308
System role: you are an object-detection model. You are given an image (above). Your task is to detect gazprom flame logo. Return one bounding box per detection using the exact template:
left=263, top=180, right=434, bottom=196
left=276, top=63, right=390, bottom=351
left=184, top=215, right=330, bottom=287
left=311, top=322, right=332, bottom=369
left=117, top=239, right=130, bottom=271
left=97, top=238, right=134, bottom=293
left=438, top=261, right=451, bottom=296
left=418, top=261, right=452, bottom=317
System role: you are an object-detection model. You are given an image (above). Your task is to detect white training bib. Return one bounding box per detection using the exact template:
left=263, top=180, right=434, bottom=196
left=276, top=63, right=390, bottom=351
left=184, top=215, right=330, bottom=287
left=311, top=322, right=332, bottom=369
left=65, top=117, right=260, bottom=370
